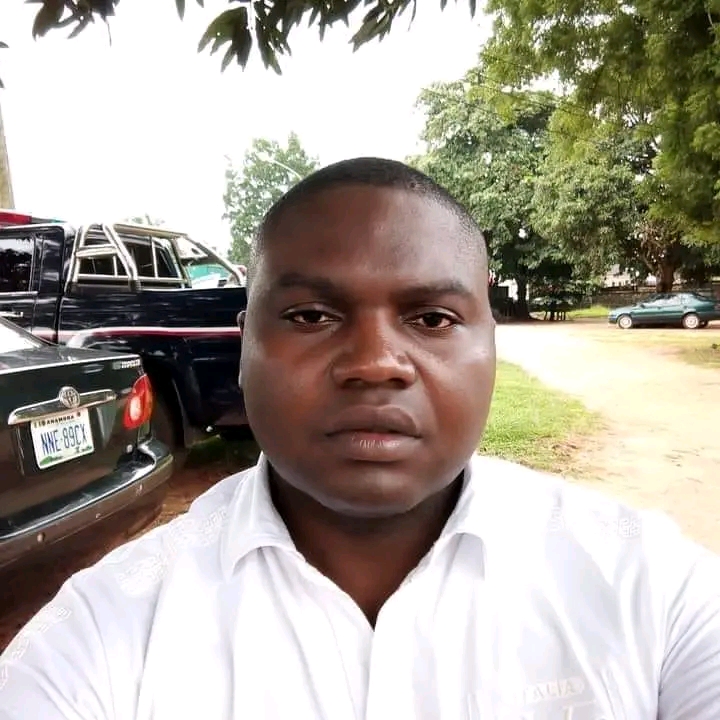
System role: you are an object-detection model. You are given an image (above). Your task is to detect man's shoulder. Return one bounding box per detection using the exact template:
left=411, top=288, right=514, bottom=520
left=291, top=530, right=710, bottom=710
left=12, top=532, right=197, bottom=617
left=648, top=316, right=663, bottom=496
left=0, top=464, right=258, bottom=683
left=73, top=464, right=255, bottom=598
left=470, top=454, right=704, bottom=568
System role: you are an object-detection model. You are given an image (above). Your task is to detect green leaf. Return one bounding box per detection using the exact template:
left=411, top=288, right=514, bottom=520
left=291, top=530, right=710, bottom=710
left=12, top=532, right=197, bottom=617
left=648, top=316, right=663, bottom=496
left=175, top=0, right=186, bottom=20
left=236, top=22, right=253, bottom=67
left=32, top=0, right=65, bottom=38
left=198, top=7, right=247, bottom=54
left=221, top=45, right=235, bottom=72
left=67, top=17, right=92, bottom=40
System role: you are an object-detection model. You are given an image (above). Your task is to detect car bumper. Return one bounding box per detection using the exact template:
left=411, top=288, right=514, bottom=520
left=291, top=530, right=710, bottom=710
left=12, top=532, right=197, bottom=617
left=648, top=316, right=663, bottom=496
left=0, top=438, right=173, bottom=570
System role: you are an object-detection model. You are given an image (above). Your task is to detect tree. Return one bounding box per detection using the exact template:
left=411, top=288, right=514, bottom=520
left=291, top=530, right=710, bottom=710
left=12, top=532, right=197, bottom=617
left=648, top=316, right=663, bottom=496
left=0, top=103, right=13, bottom=208
left=534, top=111, right=719, bottom=291
left=481, top=0, right=720, bottom=246
left=223, top=132, right=318, bottom=264
left=20, top=1, right=478, bottom=78
left=411, top=72, right=580, bottom=317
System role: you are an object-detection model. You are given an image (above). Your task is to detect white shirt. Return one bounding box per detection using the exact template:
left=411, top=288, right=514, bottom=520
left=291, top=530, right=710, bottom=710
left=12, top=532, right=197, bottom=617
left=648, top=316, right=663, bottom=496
left=1, top=454, right=719, bottom=720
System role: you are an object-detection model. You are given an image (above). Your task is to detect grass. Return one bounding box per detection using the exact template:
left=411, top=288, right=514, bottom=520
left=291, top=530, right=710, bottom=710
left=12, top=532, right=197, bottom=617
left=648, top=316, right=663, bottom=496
left=187, top=361, right=599, bottom=476
left=481, top=361, right=599, bottom=472
left=678, top=343, right=720, bottom=368
left=186, top=436, right=259, bottom=468
left=598, top=325, right=720, bottom=369
left=567, top=304, right=611, bottom=320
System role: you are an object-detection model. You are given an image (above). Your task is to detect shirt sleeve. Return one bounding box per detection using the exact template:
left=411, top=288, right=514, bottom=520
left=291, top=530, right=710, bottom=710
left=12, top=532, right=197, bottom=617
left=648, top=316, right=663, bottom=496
left=658, top=528, right=720, bottom=720
left=0, top=575, right=114, bottom=720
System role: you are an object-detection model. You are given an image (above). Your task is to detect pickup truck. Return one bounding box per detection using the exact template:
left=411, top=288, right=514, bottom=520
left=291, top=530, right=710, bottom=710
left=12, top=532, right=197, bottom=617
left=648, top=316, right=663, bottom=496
left=0, top=211, right=249, bottom=458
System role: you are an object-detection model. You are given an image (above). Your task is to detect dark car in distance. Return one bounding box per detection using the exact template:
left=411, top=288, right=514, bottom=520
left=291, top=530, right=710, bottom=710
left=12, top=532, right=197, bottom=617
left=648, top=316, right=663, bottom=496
left=0, top=318, right=172, bottom=570
left=608, top=292, right=720, bottom=330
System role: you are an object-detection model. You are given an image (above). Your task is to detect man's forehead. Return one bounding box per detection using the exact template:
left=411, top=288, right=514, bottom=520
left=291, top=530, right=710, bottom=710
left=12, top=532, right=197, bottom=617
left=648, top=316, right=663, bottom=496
left=263, top=185, right=477, bottom=263
left=269, top=184, right=460, bottom=232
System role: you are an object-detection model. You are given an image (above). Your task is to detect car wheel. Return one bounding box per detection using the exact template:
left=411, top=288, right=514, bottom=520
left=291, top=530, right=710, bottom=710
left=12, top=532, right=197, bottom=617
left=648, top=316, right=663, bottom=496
left=682, top=312, right=700, bottom=330
left=617, top=314, right=633, bottom=330
left=151, top=394, right=187, bottom=469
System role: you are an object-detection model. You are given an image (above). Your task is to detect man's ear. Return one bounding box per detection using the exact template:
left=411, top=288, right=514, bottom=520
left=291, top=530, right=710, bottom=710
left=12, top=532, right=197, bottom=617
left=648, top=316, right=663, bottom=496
left=237, top=310, right=246, bottom=335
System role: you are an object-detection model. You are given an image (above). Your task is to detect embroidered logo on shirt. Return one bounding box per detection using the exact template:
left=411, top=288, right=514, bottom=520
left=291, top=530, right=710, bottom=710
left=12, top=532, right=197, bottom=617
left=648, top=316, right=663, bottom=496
left=467, top=675, right=613, bottom=719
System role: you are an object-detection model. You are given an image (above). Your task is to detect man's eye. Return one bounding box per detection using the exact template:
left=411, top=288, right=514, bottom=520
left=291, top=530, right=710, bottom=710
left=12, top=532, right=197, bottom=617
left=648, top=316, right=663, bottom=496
left=410, top=312, right=458, bottom=329
left=284, top=310, right=336, bottom=325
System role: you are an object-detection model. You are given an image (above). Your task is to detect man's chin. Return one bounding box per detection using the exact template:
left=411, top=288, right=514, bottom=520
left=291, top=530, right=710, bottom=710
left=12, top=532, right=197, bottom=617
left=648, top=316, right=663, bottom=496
left=312, top=475, right=434, bottom=523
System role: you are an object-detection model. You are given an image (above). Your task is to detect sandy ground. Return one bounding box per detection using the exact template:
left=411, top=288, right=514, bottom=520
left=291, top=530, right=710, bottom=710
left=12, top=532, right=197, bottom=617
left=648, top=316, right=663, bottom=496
left=496, top=321, right=720, bottom=553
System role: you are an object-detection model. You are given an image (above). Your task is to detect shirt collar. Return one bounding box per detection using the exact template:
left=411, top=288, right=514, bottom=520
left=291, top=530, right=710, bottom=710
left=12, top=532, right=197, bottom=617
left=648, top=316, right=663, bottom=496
left=220, top=453, right=298, bottom=578
left=432, top=453, right=502, bottom=549
left=220, top=452, right=502, bottom=579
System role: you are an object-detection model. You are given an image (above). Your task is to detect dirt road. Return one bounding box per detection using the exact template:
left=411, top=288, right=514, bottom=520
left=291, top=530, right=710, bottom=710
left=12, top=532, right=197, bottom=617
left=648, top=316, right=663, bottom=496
left=496, top=321, right=720, bottom=553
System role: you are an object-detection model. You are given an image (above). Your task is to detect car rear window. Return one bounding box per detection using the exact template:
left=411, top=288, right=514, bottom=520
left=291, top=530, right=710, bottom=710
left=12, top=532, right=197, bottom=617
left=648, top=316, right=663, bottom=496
left=0, top=319, right=44, bottom=354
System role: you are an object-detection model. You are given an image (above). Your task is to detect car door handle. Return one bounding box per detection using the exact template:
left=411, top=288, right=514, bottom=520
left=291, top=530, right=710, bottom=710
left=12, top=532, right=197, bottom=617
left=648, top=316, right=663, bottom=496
left=0, top=310, right=24, bottom=319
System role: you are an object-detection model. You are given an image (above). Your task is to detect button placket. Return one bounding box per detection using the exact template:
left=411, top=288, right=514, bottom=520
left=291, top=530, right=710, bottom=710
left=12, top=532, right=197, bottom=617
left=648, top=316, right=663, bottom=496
left=364, top=571, right=424, bottom=720
left=296, top=559, right=375, bottom=720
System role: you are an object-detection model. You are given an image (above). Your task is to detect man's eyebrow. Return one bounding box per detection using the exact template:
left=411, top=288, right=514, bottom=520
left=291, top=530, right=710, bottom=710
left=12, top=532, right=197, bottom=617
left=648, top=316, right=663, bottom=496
left=394, top=280, right=475, bottom=301
left=272, top=273, right=345, bottom=297
left=271, top=273, right=475, bottom=302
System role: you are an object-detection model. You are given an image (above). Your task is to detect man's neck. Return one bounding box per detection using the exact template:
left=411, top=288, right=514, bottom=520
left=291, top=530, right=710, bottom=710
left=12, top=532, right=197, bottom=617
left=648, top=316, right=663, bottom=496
left=269, top=471, right=464, bottom=627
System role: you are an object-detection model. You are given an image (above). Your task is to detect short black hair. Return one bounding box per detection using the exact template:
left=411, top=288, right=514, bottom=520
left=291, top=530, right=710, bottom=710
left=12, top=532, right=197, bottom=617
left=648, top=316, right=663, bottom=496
left=248, top=156, right=486, bottom=283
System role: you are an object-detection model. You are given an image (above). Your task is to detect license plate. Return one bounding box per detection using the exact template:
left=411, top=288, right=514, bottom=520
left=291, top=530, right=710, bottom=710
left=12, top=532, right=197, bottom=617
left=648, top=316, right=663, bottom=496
left=30, top=408, right=95, bottom=469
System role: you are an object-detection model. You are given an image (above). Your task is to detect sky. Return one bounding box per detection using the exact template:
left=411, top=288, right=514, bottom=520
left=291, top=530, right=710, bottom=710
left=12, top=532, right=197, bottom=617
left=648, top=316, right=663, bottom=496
left=0, top=1, right=492, bottom=252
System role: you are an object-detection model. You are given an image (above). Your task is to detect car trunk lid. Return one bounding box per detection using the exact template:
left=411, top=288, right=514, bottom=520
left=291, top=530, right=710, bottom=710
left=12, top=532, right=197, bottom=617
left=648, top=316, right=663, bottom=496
left=0, top=347, right=146, bottom=525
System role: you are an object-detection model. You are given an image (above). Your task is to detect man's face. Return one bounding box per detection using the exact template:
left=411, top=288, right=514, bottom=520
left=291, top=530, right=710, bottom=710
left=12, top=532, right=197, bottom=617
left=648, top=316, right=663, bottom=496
left=240, top=185, right=496, bottom=518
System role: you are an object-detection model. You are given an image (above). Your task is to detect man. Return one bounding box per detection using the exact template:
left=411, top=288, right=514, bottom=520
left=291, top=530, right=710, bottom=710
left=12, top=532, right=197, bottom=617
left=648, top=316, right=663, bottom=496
left=0, top=158, right=718, bottom=719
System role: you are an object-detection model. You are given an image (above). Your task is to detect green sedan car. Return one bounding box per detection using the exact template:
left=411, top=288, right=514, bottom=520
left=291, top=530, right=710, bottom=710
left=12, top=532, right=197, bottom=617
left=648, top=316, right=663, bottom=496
left=608, top=292, right=720, bottom=330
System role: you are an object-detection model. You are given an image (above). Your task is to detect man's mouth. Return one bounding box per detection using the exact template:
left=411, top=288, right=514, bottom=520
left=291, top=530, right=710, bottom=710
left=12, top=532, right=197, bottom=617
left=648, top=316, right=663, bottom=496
left=324, top=406, right=421, bottom=462
left=325, top=405, right=421, bottom=438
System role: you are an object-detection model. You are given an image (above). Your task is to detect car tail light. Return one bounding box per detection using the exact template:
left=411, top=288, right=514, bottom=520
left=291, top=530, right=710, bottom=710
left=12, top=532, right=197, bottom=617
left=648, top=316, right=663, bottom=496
left=123, top=374, right=154, bottom=430
left=0, top=210, right=33, bottom=226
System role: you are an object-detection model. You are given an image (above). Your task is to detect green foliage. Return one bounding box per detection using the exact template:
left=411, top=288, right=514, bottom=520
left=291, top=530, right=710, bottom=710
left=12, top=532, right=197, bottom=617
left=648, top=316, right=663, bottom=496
left=411, top=73, right=590, bottom=313
left=535, top=112, right=720, bottom=289
left=533, top=117, right=643, bottom=275
left=481, top=0, right=720, bottom=246
left=28, top=0, right=120, bottom=41
left=223, top=132, right=318, bottom=264
left=20, top=1, right=477, bottom=77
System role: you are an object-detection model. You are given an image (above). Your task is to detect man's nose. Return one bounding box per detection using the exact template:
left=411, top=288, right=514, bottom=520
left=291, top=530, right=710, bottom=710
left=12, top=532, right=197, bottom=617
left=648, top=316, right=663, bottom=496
left=330, top=312, right=417, bottom=388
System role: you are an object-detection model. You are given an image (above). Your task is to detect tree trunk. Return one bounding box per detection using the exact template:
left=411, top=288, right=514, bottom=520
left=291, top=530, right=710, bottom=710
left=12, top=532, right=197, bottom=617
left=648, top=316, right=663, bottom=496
left=656, top=259, right=676, bottom=292
left=515, top=277, right=529, bottom=319
left=0, top=102, right=13, bottom=208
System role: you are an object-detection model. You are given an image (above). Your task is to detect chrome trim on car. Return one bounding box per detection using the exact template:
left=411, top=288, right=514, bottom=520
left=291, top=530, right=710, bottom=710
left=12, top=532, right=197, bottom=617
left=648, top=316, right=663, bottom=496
left=0, top=354, right=140, bottom=376
left=8, top=388, right=117, bottom=426
left=0, top=439, right=173, bottom=570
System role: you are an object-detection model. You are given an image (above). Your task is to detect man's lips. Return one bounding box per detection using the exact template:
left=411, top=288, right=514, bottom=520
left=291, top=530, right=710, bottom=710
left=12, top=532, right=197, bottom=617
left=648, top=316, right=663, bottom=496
left=324, top=406, right=421, bottom=462
left=324, top=405, right=421, bottom=438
